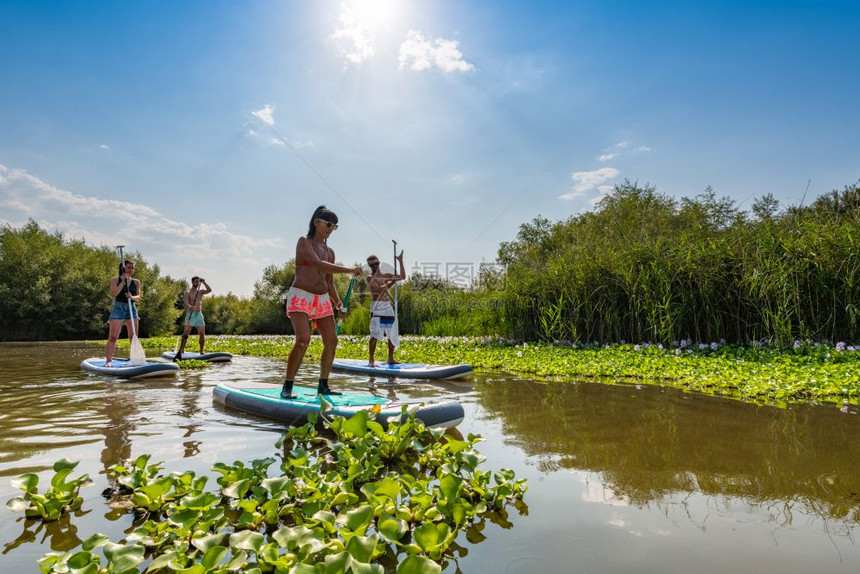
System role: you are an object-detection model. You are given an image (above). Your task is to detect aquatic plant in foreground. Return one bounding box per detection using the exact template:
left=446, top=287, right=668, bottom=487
left=6, top=459, right=94, bottom=521
left=30, top=409, right=527, bottom=572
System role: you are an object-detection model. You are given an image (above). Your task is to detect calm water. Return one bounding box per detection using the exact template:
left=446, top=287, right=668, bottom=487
left=1, top=341, right=859, bottom=573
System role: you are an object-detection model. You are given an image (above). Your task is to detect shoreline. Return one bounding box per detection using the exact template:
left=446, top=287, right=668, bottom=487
left=121, top=334, right=860, bottom=408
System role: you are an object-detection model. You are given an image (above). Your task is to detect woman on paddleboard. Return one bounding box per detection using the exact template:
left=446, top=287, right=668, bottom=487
left=282, top=206, right=362, bottom=399
left=105, top=259, right=141, bottom=367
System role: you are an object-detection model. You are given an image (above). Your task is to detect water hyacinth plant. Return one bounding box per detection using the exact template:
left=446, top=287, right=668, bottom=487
left=142, top=334, right=860, bottom=406
left=33, top=410, right=527, bottom=573
left=6, top=459, right=94, bottom=521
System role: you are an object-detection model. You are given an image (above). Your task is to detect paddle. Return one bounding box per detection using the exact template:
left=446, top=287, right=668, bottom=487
left=390, top=240, right=400, bottom=349
left=335, top=276, right=355, bottom=335
left=117, top=245, right=146, bottom=365
left=173, top=279, right=204, bottom=361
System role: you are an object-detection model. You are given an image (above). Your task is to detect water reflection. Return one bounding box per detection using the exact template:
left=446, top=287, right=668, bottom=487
left=175, top=373, right=205, bottom=458
left=476, top=379, right=860, bottom=525
left=98, top=382, right=137, bottom=472
left=2, top=511, right=88, bottom=555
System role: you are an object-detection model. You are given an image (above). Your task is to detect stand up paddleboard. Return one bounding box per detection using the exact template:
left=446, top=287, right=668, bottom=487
left=213, top=381, right=464, bottom=429
left=331, top=359, right=473, bottom=380
left=81, top=358, right=180, bottom=379
left=161, top=351, right=233, bottom=362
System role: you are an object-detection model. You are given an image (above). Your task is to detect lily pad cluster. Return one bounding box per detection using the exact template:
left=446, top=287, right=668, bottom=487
left=31, top=410, right=527, bottom=573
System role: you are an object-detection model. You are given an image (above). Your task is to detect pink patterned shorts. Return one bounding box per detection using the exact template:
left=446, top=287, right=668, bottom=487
left=286, top=286, right=334, bottom=320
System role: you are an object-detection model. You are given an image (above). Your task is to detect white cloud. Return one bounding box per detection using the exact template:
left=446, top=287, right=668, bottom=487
left=332, top=5, right=375, bottom=67
left=399, top=30, right=475, bottom=73
left=0, top=165, right=285, bottom=296
left=251, top=104, right=275, bottom=126
left=249, top=109, right=315, bottom=149
left=559, top=167, right=619, bottom=201
left=99, top=144, right=110, bottom=149
left=597, top=141, right=650, bottom=162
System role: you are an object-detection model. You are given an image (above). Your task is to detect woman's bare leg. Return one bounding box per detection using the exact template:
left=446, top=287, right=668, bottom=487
left=286, top=313, right=311, bottom=380
left=316, top=316, right=341, bottom=395
left=105, top=320, right=125, bottom=365
left=317, top=316, right=338, bottom=379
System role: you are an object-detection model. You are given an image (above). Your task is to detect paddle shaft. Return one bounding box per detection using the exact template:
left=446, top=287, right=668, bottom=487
left=182, top=281, right=205, bottom=334
left=392, top=240, right=398, bottom=321
left=335, top=276, right=355, bottom=335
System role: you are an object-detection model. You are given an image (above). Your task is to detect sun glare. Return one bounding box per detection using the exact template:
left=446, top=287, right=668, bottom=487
left=344, top=0, right=401, bottom=32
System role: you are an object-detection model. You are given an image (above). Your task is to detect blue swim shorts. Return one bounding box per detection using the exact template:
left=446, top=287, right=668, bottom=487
left=108, top=301, right=138, bottom=321
left=183, top=311, right=205, bottom=328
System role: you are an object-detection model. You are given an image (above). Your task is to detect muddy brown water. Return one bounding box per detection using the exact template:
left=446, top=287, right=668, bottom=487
left=1, top=341, right=859, bottom=572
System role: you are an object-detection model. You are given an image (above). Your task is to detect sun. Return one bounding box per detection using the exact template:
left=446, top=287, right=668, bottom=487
left=342, top=0, right=402, bottom=33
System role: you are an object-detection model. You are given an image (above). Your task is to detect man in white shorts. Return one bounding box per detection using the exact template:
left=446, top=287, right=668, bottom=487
left=366, top=251, right=405, bottom=365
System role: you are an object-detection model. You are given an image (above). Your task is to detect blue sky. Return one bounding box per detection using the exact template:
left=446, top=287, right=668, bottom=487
left=1, top=0, right=858, bottom=296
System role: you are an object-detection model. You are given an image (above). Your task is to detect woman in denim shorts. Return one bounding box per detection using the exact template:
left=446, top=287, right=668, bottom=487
left=104, top=259, right=142, bottom=366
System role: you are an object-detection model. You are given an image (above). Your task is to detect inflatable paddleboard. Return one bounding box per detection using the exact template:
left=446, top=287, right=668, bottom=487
left=213, top=381, right=465, bottom=429
left=161, top=351, right=233, bottom=362
left=331, top=358, right=473, bottom=380
left=81, top=358, right=180, bottom=379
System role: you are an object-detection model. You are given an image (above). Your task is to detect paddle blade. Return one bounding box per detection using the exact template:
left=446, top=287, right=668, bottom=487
left=129, top=336, right=146, bottom=365
left=389, top=317, right=400, bottom=349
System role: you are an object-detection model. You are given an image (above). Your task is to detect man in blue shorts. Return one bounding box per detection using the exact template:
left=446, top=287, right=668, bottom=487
left=177, top=276, right=212, bottom=358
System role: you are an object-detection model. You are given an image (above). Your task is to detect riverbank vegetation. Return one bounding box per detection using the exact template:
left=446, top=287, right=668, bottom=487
left=0, top=222, right=184, bottom=340
left=12, top=411, right=526, bottom=573
left=499, top=180, right=859, bottom=344
left=3, top=180, right=858, bottom=346
left=143, top=335, right=860, bottom=406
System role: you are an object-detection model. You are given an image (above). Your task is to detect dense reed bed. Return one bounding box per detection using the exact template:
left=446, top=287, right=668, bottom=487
left=497, top=181, right=859, bottom=344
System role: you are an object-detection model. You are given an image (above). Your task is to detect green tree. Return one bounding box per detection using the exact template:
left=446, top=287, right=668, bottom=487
left=0, top=220, right=184, bottom=341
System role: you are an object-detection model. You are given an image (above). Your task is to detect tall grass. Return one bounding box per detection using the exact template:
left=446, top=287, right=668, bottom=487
left=499, top=181, right=860, bottom=344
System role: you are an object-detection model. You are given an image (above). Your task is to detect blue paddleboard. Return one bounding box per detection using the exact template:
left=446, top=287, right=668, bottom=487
left=213, top=381, right=464, bottom=429
left=81, top=358, right=180, bottom=379
left=331, top=358, right=473, bottom=380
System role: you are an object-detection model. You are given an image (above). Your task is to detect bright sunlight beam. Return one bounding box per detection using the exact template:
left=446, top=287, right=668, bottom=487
left=344, top=0, right=402, bottom=32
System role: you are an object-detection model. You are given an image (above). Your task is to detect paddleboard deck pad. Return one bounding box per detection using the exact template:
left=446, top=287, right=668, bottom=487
left=81, top=358, right=180, bottom=379
left=161, top=351, right=233, bottom=362
left=331, top=359, right=473, bottom=380
left=213, top=381, right=464, bottom=429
